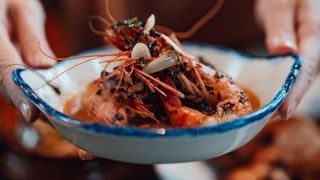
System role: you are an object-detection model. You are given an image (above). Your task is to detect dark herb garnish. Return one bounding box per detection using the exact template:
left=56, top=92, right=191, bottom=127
left=115, top=113, right=124, bottom=121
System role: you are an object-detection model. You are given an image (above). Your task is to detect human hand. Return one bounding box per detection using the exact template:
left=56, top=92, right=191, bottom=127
left=255, top=0, right=320, bottom=119
left=0, top=0, right=55, bottom=122
left=0, top=1, right=97, bottom=160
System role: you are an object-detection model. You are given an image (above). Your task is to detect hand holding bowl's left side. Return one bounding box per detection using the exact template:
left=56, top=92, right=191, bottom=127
left=0, top=0, right=96, bottom=160
left=0, top=0, right=55, bottom=122
left=255, top=0, right=320, bottom=119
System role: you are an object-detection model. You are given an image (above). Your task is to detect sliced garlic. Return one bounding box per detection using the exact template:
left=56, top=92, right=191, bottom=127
left=131, top=43, right=151, bottom=58
left=144, top=14, right=155, bottom=34
left=142, top=54, right=178, bottom=74
left=161, top=34, right=185, bottom=55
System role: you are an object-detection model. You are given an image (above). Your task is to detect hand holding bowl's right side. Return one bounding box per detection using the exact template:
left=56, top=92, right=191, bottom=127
left=255, top=0, right=320, bottom=119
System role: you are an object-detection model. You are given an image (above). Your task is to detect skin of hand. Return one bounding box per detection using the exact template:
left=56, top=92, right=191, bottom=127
left=0, top=0, right=94, bottom=160
left=0, top=0, right=55, bottom=122
left=255, top=0, right=320, bottom=119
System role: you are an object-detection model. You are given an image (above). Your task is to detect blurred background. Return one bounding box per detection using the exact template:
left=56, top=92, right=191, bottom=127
left=0, top=0, right=320, bottom=179
left=42, top=0, right=262, bottom=57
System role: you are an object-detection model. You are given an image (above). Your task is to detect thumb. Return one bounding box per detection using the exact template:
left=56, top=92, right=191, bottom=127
left=2, top=67, right=39, bottom=123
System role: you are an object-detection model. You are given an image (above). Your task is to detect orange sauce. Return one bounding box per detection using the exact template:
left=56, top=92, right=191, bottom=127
left=243, top=87, right=260, bottom=111
left=63, top=88, right=260, bottom=127
left=63, top=97, right=95, bottom=123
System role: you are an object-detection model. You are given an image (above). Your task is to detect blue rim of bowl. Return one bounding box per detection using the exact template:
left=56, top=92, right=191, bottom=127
left=12, top=43, right=301, bottom=137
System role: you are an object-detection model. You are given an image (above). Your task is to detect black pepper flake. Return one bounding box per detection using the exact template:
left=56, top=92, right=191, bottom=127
left=239, top=92, right=247, bottom=104
left=216, top=71, right=224, bottom=79
left=100, top=71, right=109, bottom=77
left=115, top=113, right=124, bottom=121
left=207, top=87, right=215, bottom=94
left=239, top=98, right=246, bottom=104
left=222, top=102, right=235, bottom=112
left=96, top=89, right=102, bottom=95
left=227, top=75, right=234, bottom=84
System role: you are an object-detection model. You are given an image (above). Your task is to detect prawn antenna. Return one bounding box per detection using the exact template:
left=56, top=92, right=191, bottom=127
left=0, top=63, right=61, bottom=95
left=106, top=0, right=116, bottom=23
left=156, top=0, right=224, bottom=39
left=88, top=16, right=109, bottom=36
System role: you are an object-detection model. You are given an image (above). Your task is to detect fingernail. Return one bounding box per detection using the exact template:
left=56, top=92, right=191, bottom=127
left=270, top=36, right=297, bottom=54
left=285, top=101, right=297, bottom=120
left=46, top=58, right=56, bottom=66
left=19, top=101, right=31, bottom=122
left=271, top=114, right=282, bottom=121
left=34, top=54, right=56, bottom=66
left=78, top=149, right=95, bottom=160
left=282, top=39, right=297, bottom=52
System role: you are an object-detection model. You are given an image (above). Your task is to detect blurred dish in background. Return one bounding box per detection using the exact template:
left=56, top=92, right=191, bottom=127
left=211, top=115, right=320, bottom=179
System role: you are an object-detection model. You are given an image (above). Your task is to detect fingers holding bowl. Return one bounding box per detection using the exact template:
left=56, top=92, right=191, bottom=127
left=255, top=0, right=298, bottom=55
left=279, top=0, right=320, bottom=119
left=256, top=0, right=320, bottom=119
left=8, top=0, right=56, bottom=67
left=0, top=35, right=40, bottom=123
left=0, top=1, right=48, bottom=123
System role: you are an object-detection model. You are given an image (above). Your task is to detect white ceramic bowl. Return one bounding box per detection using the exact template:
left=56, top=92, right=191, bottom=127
left=12, top=43, right=301, bottom=164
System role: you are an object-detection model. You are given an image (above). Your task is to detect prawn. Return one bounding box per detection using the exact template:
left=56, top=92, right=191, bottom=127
left=158, top=58, right=253, bottom=128
left=160, top=75, right=218, bottom=127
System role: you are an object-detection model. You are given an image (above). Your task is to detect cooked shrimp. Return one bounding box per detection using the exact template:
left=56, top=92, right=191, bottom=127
left=196, top=62, right=253, bottom=121
left=81, top=79, right=128, bottom=126
left=54, top=8, right=254, bottom=128
left=160, top=76, right=218, bottom=127
left=158, top=58, right=253, bottom=127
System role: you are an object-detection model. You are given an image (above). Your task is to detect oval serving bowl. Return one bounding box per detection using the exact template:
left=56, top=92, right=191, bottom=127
left=12, top=43, right=301, bottom=164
